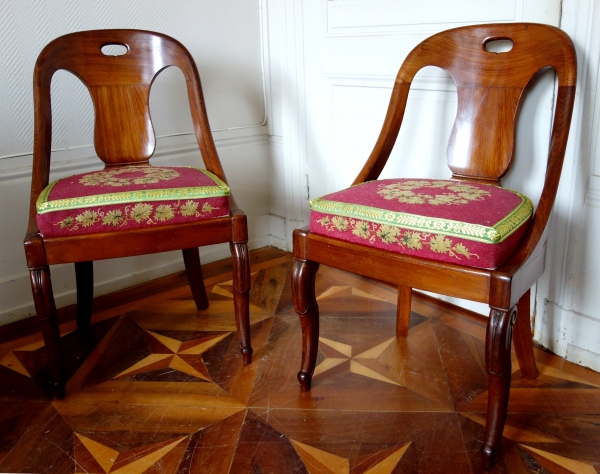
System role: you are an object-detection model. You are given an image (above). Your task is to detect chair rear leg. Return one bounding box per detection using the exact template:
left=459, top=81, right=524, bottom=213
left=513, top=289, right=539, bottom=379
left=230, top=242, right=252, bottom=364
left=292, top=258, right=320, bottom=392
left=397, top=286, right=412, bottom=337
left=75, top=261, right=94, bottom=339
left=482, top=306, right=517, bottom=468
left=182, top=248, right=209, bottom=310
left=30, top=266, right=66, bottom=399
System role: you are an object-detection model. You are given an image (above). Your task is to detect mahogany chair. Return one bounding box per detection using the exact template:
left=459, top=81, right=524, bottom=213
left=292, top=23, right=576, bottom=466
left=24, top=30, right=253, bottom=399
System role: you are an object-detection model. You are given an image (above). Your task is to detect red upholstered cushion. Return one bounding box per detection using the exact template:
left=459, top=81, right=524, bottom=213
left=309, top=179, right=533, bottom=270
left=36, top=166, right=230, bottom=237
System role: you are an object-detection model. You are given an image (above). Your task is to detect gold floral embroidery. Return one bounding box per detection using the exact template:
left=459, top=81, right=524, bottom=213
left=76, top=210, right=99, bottom=227
left=180, top=201, right=199, bottom=217
left=378, top=180, right=491, bottom=206
left=154, top=204, right=175, bottom=222
left=80, top=167, right=180, bottom=187
left=58, top=216, right=75, bottom=228
left=352, top=220, right=371, bottom=239
left=130, top=203, right=153, bottom=223
left=50, top=199, right=223, bottom=232
left=332, top=216, right=348, bottom=231
left=401, top=231, right=424, bottom=250
left=429, top=234, right=452, bottom=253
left=377, top=225, right=400, bottom=244
left=102, top=209, right=125, bottom=226
left=202, top=203, right=218, bottom=213
left=316, top=215, right=479, bottom=261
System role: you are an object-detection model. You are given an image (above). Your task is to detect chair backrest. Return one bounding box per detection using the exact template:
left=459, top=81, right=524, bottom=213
left=31, top=30, right=226, bottom=211
left=355, top=23, right=576, bottom=185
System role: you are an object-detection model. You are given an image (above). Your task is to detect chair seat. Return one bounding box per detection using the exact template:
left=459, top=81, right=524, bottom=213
left=309, top=179, right=533, bottom=269
left=36, top=166, right=230, bottom=237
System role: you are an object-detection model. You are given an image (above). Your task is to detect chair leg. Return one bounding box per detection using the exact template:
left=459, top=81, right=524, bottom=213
left=230, top=242, right=252, bottom=364
left=29, top=266, right=66, bottom=399
left=182, top=248, right=209, bottom=310
left=75, top=261, right=94, bottom=339
left=397, top=286, right=412, bottom=337
left=513, top=289, right=539, bottom=379
left=292, top=257, right=320, bottom=392
left=482, top=306, right=517, bottom=468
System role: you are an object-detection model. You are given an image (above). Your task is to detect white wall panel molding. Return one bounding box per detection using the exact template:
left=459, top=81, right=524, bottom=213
left=0, top=127, right=269, bottom=183
left=586, top=175, right=600, bottom=207
left=279, top=1, right=311, bottom=242
left=323, top=73, right=457, bottom=92
left=533, top=0, right=600, bottom=371
left=324, top=0, right=524, bottom=37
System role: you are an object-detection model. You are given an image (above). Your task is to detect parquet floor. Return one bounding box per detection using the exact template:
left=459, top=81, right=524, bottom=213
left=1, top=248, right=600, bottom=473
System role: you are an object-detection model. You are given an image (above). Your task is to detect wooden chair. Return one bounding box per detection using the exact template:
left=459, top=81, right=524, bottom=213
left=291, top=23, right=576, bottom=467
left=24, top=30, right=253, bottom=400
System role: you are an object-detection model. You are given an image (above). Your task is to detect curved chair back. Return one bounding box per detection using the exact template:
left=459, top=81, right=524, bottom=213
left=31, top=30, right=226, bottom=220
left=357, top=23, right=576, bottom=184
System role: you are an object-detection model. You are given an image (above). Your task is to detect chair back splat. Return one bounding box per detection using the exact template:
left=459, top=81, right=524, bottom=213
left=293, top=23, right=576, bottom=468
left=355, top=23, right=576, bottom=185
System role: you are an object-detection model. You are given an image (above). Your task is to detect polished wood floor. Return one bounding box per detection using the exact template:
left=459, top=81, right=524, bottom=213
left=1, top=248, right=600, bottom=473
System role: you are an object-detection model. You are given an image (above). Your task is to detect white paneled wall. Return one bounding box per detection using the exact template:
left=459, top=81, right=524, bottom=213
left=0, top=1, right=271, bottom=325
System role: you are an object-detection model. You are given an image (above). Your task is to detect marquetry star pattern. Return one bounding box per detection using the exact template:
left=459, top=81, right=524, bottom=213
left=313, top=335, right=401, bottom=386
left=113, top=330, right=231, bottom=381
left=290, top=439, right=412, bottom=474
left=74, top=432, right=187, bottom=474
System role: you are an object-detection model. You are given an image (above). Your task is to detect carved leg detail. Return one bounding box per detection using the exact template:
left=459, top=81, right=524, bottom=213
left=182, top=248, right=209, bottom=310
left=482, top=307, right=517, bottom=467
left=513, top=289, right=538, bottom=379
left=231, top=242, right=252, bottom=364
left=75, top=261, right=94, bottom=340
left=30, top=267, right=65, bottom=399
left=292, top=258, right=320, bottom=392
left=397, top=286, right=412, bottom=337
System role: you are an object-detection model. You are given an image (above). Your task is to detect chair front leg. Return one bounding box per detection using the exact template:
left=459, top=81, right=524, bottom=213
left=230, top=242, right=252, bottom=364
left=482, top=306, right=517, bottom=468
left=292, top=258, right=320, bottom=392
left=30, top=266, right=66, bottom=399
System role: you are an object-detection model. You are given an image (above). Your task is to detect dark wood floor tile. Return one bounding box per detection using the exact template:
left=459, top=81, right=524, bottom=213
left=249, top=262, right=289, bottom=314
left=177, top=410, right=246, bottom=474
left=0, top=363, right=52, bottom=401
left=0, top=404, right=74, bottom=473
left=431, top=318, right=489, bottom=411
left=229, top=409, right=308, bottom=474
left=252, top=409, right=471, bottom=472
left=203, top=317, right=273, bottom=405
left=67, top=315, right=152, bottom=393
left=0, top=401, right=49, bottom=463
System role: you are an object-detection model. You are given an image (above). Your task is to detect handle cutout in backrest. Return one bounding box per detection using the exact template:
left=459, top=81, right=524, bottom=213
left=484, top=38, right=514, bottom=54
left=101, top=43, right=128, bottom=56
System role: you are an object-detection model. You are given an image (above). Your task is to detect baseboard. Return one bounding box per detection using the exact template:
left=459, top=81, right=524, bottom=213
left=536, top=301, right=600, bottom=372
